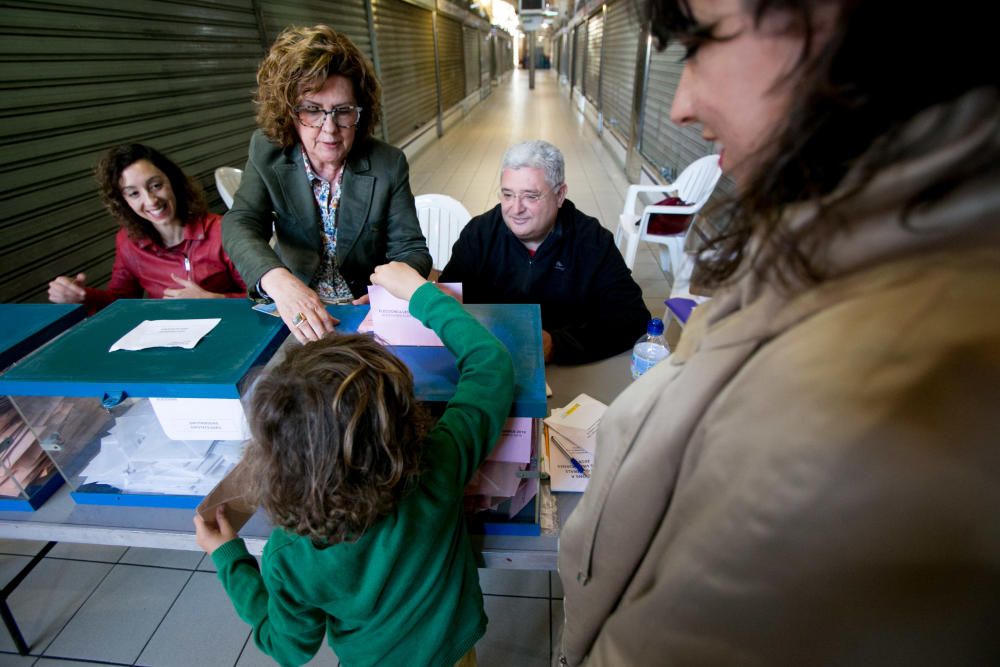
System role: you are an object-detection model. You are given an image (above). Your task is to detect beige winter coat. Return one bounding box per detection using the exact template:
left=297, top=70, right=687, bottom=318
left=558, top=90, right=1000, bottom=665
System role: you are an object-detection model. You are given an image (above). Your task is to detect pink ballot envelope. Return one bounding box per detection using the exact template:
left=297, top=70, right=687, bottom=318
left=195, top=461, right=258, bottom=533
left=367, top=283, right=462, bottom=346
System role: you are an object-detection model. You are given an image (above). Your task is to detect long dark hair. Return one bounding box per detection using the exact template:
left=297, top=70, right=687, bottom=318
left=646, top=0, right=998, bottom=288
left=243, top=333, right=430, bottom=546
left=95, top=143, right=207, bottom=245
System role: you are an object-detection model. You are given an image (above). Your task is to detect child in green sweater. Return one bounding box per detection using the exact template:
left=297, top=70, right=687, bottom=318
left=194, top=262, right=515, bottom=667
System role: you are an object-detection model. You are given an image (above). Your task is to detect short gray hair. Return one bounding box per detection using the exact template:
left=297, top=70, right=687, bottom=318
left=501, top=140, right=565, bottom=189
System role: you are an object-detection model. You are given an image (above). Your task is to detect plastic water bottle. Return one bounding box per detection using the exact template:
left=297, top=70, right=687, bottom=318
left=630, top=318, right=670, bottom=380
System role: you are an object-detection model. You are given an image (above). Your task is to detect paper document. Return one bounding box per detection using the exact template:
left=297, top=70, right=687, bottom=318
left=196, top=460, right=258, bottom=533
left=488, top=417, right=533, bottom=463
left=543, top=393, right=606, bottom=455
left=366, top=284, right=462, bottom=346
left=109, top=318, right=221, bottom=352
left=543, top=394, right=607, bottom=492
left=149, top=397, right=249, bottom=441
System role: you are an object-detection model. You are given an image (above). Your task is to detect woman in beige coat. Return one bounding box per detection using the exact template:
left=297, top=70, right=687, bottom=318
left=558, top=0, right=999, bottom=664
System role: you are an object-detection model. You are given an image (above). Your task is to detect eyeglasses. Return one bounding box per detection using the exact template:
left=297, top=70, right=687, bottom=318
left=498, top=184, right=561, bottom=206
left=294, top=104, right=363, bottom=129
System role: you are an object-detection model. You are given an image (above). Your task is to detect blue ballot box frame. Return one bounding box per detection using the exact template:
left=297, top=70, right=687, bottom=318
left=0, top=300, right=290, bottom=509
left=0, top=304, right=85, bottom=511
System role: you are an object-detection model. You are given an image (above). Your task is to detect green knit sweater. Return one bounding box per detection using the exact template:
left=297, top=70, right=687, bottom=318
left=211, top=283, right=515, bottom=667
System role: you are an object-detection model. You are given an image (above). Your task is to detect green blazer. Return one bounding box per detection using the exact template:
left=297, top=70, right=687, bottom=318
left=222, top=130, right=432, bottom=298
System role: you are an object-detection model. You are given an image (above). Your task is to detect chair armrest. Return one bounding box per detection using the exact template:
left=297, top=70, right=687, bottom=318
left=623, top=183, right=678, bottom=217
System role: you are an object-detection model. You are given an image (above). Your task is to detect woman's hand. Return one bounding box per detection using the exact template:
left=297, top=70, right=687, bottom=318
left=261, top=267, right=337, bottom=344
left=370, top=262, right=428, bottom=302
left=193, top=505, right=237, bottom=555
left=48, top=273, right=87, bottom=304
left=163, top=275, right=224, bottom=299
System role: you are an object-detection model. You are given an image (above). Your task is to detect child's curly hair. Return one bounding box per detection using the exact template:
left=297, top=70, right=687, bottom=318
left=244, top=334, right=429, bottom=545
left=254, top=24, right=382, bottom=147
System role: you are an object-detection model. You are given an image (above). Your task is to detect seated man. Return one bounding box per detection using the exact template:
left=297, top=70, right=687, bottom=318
left=439, top=140, right=650, bottom=364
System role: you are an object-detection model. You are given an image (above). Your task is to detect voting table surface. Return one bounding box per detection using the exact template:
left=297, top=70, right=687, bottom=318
left=0, top=300, right=626, bottom=570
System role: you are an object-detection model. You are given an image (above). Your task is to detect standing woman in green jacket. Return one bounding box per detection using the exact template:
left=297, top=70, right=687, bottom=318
left=223, top=25, right=432, bottom=344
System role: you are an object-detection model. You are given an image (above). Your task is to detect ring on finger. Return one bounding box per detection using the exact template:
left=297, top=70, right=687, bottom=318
left=292, top=312, right=306, bottom=327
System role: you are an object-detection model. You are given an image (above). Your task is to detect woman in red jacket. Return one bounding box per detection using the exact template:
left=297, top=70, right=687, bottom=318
left=48, top=143, right=245, bottom=311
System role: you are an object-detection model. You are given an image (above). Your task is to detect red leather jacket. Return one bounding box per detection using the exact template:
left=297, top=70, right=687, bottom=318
left=84, top=213, right=246, bottom=311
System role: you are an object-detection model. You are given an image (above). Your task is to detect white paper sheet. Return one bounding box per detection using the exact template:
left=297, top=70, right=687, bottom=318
left=109, top=318, right=221, bottom=352
left=149, top=397, right=249, bottom=441
left=366, top=284, right=462, bottom=346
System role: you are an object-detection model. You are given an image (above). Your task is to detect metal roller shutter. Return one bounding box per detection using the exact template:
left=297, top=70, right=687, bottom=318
left=372, top=0, right=436, bottom=144
left=572, top=23, right=586, bottom=90
left=559, top=32, right=570, bottom=80
left=583, top=12, right=603, bottom=105
left=0, top=0, right=261, bottom=303
left=437, top=14, right=464, bottom=111
left=600, top=0, right=639, bottom=142
left=639, top=42, right=735, bottom=197
left=259, top=0, right=372, bottom=58
left=480, top=30, right=491, bottom=93
left=463, top=25, right=480, bottom=97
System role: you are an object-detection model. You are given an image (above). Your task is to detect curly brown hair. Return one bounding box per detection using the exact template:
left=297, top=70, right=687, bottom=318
left=255, top=24, right=382, bottom=147
left=243, top=333, right=429, bottom=546
left=95, top=143, right=207, bottom=245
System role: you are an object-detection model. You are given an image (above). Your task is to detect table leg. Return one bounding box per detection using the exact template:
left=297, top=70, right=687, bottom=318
left=1, top=540, right=57, bottom=655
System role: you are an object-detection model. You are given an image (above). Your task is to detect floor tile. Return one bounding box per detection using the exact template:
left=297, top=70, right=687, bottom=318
left=196, top=553, right=217, bottom=573
left=47, top=543, right=126, bottom=563
left=137, top=572, right=249, bottom=667
left=34, top=660, right=121, bottom=666
left=478, top=595, right=550, bottom=667
left=237, top=635, right=339, bottom=666
left=0, top=558, right=112, bottom=654
left=120, top=547, right=203, bottom=570
left=43, top=564, right=190, bottom=663
left=478, top=569, right=549, bottom=598
left=551, top=599, right=565, bottom=660
left=0, top=539, right=50, bottom=556
left=550, top=571, right=564, bottom=599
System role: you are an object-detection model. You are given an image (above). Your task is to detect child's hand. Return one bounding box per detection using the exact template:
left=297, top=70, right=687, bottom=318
left=193, top=505, right=238, bottom=555
left=370, top=262, right=428, bottom=301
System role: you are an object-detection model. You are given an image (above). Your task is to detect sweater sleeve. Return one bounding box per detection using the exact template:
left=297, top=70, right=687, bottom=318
left=549, top=229, right=650, bottom=365
left=212, top=538, right=326, bottom=667
left=409, top=282, right=515, bottom=486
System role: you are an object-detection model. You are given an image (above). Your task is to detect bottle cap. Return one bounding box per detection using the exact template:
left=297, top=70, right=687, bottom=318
left=647, top=318, right=664, bottom=335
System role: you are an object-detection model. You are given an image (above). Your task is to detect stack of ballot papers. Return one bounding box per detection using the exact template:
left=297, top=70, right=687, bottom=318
left=0, top=397, right=55, bottom=497
left=543, top=393, right=607, bottom=492
left=79, top=400, right=242, bottom=495
left=464, top=416, right=538, bottom=517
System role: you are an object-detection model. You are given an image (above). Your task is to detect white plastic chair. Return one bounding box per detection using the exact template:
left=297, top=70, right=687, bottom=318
left=414, top=194, right=472, bottom=271
left=614, top=155, right=722, bottom=279
left=214, top=166, right=243, bottom=210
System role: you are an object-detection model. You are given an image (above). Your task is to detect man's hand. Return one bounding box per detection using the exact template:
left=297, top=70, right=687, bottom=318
left=193, top=505, right=238, bottom=555
left=261, top=268, right=337, bottom=344
left=48, top=273, right=87, bottom=304
left=163, top=275, right=224, bottom=299
left=542, top=330, right=554, bottom=363
left=370, top=262, right=428, bottom=302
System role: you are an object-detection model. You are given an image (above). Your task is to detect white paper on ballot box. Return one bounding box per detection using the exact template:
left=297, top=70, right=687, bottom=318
left=149, top=397, right=249, bottom=441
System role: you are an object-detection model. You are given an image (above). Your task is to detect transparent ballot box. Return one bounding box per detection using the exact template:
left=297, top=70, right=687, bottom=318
left=0, top=304, right=86, bottom=511
left=0, top=299, right=288, bottom=508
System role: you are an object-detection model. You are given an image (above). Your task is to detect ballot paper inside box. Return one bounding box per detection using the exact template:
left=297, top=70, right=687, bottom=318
left=0, top=299, right=288, bottom=508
